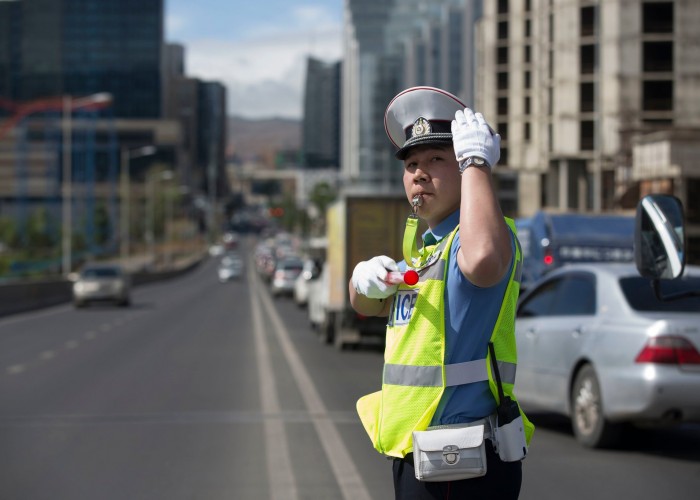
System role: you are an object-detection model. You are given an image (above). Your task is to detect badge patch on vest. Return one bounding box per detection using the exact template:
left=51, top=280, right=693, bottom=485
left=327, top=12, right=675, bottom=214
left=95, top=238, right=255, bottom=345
left=389, top=289, right=419, bottom=326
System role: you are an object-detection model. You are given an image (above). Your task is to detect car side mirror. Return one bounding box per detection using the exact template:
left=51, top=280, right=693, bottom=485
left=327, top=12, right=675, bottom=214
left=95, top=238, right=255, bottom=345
left=634, top=194, right=685, bottom=280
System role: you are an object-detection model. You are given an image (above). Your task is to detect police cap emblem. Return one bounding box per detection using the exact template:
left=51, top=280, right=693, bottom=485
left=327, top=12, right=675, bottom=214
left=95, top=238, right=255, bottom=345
left=411, top=117, right=431, bottom=138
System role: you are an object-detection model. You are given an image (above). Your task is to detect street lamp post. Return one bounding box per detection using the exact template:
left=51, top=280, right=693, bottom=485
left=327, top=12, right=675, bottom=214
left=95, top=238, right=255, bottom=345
left=61, top=92, right=112, bottom=276
left=61, top=96, right=72, bottom=276
left=120, top=145, right=157, bottom=267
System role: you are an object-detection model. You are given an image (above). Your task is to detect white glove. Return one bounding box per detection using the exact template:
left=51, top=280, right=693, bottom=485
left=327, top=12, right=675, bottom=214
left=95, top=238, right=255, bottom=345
left=451, top=107, right=501, bottom=169
left=351, top=256, right=399, bottom=299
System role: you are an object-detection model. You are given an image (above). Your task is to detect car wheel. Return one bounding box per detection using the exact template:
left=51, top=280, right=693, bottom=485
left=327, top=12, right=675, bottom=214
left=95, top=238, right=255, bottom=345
left=570, top=364, right=620, bottom=448
left=74, top=300, right=86, bottom=308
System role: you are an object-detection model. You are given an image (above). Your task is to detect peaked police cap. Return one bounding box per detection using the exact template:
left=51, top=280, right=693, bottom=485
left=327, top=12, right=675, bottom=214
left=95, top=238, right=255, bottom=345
left=384, top=86, right=466, bottom=160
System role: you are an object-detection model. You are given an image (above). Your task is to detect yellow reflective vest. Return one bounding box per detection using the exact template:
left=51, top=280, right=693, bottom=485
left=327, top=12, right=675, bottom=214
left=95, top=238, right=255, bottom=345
left=356, top=219, right=534, bottom=458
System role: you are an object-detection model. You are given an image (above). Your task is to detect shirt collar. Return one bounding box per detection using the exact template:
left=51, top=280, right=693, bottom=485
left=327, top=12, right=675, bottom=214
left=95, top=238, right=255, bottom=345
left=422, top=210, right=459, bottom=246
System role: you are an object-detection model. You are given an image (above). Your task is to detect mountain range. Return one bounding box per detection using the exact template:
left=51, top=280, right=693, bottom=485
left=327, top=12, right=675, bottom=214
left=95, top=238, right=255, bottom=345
left=227, top=116, right=300, bottom=166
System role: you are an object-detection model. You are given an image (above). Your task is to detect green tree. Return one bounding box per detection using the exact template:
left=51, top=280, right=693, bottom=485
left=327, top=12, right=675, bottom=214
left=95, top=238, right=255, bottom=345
left=0, top=216, right=19, bottom=250
left=309, top=181, right=336, bottom=216
left=26, top=207, right=57, bottom=257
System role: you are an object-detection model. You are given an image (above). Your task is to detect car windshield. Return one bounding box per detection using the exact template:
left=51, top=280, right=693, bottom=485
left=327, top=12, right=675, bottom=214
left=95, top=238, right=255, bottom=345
left=550, top=214, right=634, bottom=240
left=82, top=267, right=120, bottom=278
left=619, top=276, right=700, bottom=312
left=279, top=261, right=303, bottom=272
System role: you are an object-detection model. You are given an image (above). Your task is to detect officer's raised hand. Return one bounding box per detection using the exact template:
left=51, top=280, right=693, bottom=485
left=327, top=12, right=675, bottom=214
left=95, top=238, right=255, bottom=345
left=451, top=107, right=501, bottom=171
left=351, top=256, right=399, bottom=299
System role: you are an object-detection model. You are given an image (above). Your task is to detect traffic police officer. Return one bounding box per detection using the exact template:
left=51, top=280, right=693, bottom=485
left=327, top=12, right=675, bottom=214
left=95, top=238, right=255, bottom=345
left=349, top=86, right=534, bottom=499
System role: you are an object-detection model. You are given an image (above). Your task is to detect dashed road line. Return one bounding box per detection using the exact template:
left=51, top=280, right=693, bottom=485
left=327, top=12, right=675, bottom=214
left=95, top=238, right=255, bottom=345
left=6, top=364, right=25, bottom=375
left=4, top=313, right=133, bottom=377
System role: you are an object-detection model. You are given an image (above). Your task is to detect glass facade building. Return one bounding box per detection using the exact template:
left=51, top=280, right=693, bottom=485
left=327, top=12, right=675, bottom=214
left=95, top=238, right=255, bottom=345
left=1, top=0, right=163, bottom=118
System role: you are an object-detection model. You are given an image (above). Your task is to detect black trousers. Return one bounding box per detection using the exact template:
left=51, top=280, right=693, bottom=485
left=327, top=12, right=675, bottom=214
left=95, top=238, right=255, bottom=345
left=392, top=441, right=522, bottom=500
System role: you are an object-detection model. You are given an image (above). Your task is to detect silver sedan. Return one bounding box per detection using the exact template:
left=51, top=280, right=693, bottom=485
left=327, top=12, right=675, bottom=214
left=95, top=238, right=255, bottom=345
left=514, top=262, right=700, bottom=448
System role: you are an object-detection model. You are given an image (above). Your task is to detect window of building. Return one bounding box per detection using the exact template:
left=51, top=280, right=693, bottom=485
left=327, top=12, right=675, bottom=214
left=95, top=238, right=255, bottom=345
left=525, top=19, right=531, bottom=38
left=580, top=120, right=594, bottom=150
left=498, top=21, right=509, bottom=40
left=498, top=72, right=509, bottom=90
left=525, top=0, right=531, bottom=12
left=498, top=0, right=509, bottom=15
left=580, top=6, right=596, bottom=37
left=549, top=13, right=554, bottom=42
left=524, top=122, right=531, bottom=141
left=642, top=118, right=673, bottom=127
left=643, top=80, right=674, bottom=111
left=643, top=2, right=674, bottom=33
left=500, top=147, right=509, bottom=166
left=643, top=41, right=673, bottom=72
left=498, top=46, right=509, bottom=65
left=498, top=97, right=509, bottom=116
left=498, top=122, right=509, bottom=141
left=580, top=44, right=595, bottom=74
left=524, top=96, right=531, bottom=114
left=580, top=82, right=595, bottom=112
left=549, top=50, right=554, bottom=79
left=524, top=45, right=531, bottom=63
left=524, top=71, right=531, bottom=89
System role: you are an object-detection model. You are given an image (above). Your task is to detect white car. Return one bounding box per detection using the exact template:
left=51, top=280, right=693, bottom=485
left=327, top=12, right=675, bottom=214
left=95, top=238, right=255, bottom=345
left=293, top=258, right=321, bottom=307
left=307, top=262, right=331, bottom=339
left=72, top=264, right=131, bottom=308
left=514, top=262, right=700, bottom=448
left=218, top=252, right=244, bottom=282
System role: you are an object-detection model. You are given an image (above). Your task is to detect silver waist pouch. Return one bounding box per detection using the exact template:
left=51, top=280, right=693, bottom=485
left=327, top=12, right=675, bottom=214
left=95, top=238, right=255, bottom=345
left=411, top=422, right=487, bottom=482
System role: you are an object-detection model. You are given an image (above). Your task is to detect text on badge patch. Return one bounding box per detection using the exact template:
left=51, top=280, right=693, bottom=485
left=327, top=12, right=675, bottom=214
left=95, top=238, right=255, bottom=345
left=389, top=289, right=419, bottom=326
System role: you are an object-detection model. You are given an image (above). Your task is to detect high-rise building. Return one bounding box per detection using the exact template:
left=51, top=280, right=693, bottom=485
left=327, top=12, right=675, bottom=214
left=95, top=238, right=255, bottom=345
left=2, top=0, right=163, bottom=118
left=0, top=0, right=229, bottom=264
left=477, top=0, right=700, bottom=260
left=342, top=0, right=481, bottom=194
left=302, top=57, right=341, bottom=169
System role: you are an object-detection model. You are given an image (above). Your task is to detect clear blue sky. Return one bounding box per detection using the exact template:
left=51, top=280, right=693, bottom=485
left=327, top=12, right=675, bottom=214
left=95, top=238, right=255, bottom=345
left=165, top=0, right=343, bottom=119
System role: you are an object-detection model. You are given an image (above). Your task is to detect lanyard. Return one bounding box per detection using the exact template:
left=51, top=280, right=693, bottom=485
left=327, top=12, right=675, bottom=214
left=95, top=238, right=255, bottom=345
left=402, top=196, right=423, bottom=267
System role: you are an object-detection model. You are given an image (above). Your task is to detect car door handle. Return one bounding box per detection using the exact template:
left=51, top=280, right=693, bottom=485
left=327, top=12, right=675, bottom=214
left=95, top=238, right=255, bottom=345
left=572, top=326, right=586, bottom=337
left=525, top=328, right=537, bottom=339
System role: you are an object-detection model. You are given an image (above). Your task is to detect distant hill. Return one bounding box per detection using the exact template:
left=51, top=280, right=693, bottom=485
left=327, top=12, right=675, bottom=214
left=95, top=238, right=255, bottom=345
left=227, top=116, right=300, bottom=165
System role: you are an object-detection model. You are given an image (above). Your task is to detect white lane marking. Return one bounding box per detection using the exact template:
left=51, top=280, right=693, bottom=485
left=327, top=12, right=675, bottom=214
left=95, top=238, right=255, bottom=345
left=39, top=350, right=55, bottom=361
left=65, top=340, right=80, bottom=349
left=248, top=265, right=299, bottom=500
left=6, top=364, right=25, bottom=375
left=100, top=324, right=112, bottom=332
left=252, top=268, right=372, bottom=500
left=84, top=331, right=97, bottom=340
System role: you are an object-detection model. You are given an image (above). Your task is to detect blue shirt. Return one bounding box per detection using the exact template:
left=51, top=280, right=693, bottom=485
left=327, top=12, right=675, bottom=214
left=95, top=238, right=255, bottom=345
left=403, top=210, right=515, bottom=425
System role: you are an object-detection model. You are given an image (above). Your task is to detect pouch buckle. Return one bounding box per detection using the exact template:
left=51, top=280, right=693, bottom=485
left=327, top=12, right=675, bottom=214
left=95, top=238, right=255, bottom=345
left=442, top=445, right=460, bottom=465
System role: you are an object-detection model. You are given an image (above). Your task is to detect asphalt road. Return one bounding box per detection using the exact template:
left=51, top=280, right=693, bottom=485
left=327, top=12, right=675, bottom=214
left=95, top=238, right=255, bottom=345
left=1, top=241, right=699, bottom=499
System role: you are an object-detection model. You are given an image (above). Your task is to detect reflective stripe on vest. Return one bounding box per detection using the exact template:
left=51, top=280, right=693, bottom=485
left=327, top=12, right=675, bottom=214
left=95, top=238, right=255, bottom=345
left=384, top=359, right=516, bottom=387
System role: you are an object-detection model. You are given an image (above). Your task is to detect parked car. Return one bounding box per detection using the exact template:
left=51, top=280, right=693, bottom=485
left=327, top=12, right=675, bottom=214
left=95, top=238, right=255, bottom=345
left=307, top=262, right=331, bottom=338
left=293, top=258, right=321, bottom=307
left=514, top=262, right=700, bottom=447
left=270, top=257, right=304, bottom=297
left=218, top=252, right=244, bottom=282
left=72, top=263, right=131, bottom=308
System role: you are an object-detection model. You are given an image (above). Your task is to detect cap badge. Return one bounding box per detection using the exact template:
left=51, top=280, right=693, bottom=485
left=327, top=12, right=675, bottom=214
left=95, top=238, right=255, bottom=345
left=411, top=117, right=431, bottom=138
